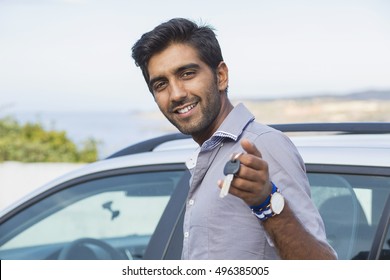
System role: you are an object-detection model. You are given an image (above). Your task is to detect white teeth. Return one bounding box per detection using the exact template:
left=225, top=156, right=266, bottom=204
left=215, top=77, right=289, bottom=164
left=177, top=104, right=196, bottom=114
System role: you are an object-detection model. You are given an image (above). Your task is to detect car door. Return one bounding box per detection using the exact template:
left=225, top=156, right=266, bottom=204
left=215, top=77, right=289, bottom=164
left=0, top=164, right=189, bottom=260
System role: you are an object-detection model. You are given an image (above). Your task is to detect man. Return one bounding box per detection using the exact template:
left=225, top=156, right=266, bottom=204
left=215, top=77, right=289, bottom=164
left=132, top=18, right=336, bottom=260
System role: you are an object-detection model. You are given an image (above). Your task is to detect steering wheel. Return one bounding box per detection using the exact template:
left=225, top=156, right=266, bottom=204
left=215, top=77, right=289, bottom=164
left=58, top=237, right=125, bottom=260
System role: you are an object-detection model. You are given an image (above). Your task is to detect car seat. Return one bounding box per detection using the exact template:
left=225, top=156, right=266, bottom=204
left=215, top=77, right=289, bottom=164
left=319, top=193, right=369, bottom=259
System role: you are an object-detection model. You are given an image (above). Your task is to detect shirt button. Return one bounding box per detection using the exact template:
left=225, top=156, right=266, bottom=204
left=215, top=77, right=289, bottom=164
left=188, top=199, right=194, bottom=206
left=184, top=232, right=189, bottom=238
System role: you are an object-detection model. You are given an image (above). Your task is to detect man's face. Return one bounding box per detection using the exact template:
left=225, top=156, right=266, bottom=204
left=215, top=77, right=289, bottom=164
left=147, top=43, right=228, bottom=141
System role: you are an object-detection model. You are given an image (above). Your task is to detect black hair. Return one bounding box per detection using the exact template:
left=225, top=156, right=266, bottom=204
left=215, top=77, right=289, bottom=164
left=131, top=18, right=224, bottom=93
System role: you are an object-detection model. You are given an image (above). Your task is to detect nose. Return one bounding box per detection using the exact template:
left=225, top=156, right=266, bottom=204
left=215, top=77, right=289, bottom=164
left=169, top=80, right=187, bottom=102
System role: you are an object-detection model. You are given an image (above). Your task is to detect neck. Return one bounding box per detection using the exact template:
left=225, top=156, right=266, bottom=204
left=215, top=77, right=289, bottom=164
left=192, top=99, right=234, bottom=146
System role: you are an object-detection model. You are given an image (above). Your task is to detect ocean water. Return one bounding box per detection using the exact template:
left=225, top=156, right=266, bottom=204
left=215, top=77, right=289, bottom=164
left=9, top=110, right=178, bottom=159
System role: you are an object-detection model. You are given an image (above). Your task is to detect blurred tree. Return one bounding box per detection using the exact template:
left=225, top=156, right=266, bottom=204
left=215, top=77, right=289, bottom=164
left=0, top=116, right=99, bottom=162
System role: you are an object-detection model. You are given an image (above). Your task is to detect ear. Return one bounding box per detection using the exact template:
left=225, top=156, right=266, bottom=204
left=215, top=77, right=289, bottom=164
left=216, top=61, right=229, bottom=93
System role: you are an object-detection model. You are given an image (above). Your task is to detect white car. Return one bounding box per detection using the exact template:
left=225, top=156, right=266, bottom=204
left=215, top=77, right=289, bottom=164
left=0, top=123, right=389, bottom=260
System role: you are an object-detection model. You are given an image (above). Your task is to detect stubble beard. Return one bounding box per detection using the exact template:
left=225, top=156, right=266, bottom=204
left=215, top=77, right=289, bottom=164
left=164, top=87, right=222, bottom=136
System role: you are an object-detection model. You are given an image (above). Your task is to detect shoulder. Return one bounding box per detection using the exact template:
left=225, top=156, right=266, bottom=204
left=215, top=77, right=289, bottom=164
left=244, top=121, right=292, bottom=146
left=243, top=121, right=305, bottom=169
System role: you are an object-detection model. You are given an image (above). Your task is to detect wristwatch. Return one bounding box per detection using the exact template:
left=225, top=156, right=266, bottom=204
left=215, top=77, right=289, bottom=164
left=250, top=183, right=285, bottom=221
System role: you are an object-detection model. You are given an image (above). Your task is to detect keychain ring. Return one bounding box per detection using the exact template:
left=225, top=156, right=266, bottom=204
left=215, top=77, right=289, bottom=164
left=231, top=152, right=244, bottom=161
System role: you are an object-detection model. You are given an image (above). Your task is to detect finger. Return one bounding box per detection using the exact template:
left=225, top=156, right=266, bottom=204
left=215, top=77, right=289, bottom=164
left=241, top=138, right=262, bottom=158
left=228, top=182, right=263, bottom=205
left=230, top=176, right=259, bottom=192
left=217, top=179, right=223, bottom=189
left=235, top=166, right=266, bottom=183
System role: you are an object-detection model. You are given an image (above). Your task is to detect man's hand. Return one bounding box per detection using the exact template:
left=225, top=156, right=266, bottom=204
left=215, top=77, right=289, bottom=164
left=218, top=138, right=273, bottom=206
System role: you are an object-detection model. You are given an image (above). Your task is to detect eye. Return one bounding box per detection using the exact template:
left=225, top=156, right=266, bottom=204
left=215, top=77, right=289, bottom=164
left=181, top=70, right=195, bottom=79
left=152, top=80, right=167, bottom=92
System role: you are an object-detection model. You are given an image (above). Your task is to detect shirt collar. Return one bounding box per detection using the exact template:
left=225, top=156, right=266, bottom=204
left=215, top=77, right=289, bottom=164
left=200, top=103, right=255, bottom=151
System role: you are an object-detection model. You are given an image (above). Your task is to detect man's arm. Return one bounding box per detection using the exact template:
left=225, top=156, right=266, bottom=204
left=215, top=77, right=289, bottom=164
left=262, top=202, right=336, bottom=259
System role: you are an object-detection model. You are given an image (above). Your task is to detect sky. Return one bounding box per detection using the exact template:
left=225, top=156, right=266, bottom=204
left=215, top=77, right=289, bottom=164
left=1, top=0, right=390, bottom=113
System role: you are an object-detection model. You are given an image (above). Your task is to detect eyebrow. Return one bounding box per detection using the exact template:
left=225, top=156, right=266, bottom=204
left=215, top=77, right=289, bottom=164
left=148, top=63, right=200, bottom=89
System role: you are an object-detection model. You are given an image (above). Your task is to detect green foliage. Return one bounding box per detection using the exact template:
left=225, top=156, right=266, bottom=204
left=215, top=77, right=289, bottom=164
left=0, top=116, right=99, bottom=163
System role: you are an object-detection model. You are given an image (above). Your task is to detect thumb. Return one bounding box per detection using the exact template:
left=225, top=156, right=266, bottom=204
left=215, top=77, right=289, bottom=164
left=241, top=138, right=262, bottom=158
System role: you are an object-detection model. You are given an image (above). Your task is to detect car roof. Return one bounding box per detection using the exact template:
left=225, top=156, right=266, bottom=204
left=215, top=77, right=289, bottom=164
left=152, top=133, right=390, bottom=166
left=293, top=134, right=390, bottom=166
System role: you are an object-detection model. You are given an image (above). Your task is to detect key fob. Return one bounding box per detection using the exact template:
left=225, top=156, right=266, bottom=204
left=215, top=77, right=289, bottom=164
left=223, top=159, right=240, bottom=176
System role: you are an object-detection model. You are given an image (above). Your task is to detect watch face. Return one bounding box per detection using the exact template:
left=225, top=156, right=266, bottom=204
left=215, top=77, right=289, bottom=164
left=270, top=192, right=285, bottom=214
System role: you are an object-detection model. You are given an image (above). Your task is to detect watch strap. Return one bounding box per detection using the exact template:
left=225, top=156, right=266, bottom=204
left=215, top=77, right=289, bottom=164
left=249, top=182, right=277, bottom=211
left=250, top=183, right=282, bottom=221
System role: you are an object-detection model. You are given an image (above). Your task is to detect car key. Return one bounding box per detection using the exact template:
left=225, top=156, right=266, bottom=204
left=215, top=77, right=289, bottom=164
left=220, top=153, right=242, bottom=198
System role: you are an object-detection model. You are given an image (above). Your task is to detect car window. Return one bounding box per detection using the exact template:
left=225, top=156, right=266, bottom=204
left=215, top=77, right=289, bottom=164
left=0, top=170, right=185, bottom=260
left=308, top=172, right=390, bottom=260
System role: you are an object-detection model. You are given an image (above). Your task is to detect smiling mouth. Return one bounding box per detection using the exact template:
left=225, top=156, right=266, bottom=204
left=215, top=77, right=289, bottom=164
left=176, top=103, right=197, bottom=114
